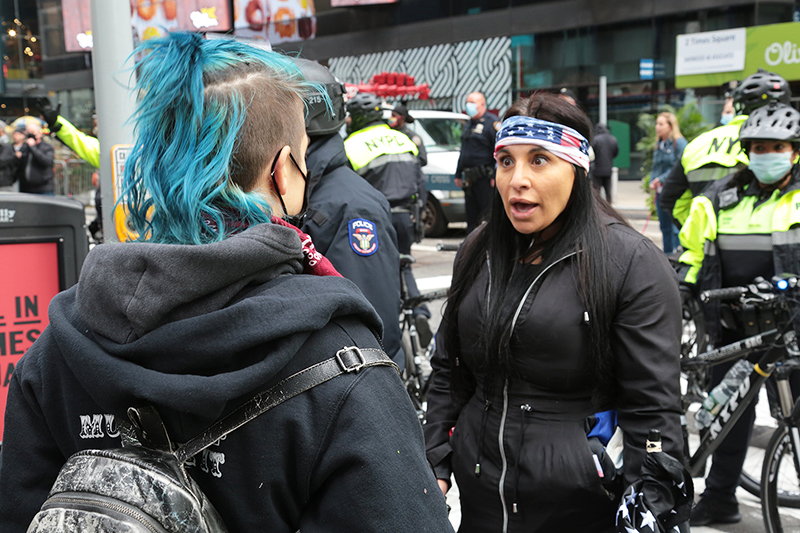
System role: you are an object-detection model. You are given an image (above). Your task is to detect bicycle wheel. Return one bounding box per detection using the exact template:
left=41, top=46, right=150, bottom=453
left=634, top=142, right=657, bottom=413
left=762, top=424, right=800, bottom=532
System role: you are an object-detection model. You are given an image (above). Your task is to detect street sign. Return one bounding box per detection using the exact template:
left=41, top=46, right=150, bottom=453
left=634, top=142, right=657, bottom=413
left=675, top=28, right=746, bottom=76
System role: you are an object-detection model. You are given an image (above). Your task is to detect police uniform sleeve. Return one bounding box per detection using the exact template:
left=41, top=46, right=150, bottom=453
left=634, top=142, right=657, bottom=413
left=55, top=117, right=100, bottom=169
left=322, top=204, right=403, bottom=358
left=678, top=196, right=716, bottom=286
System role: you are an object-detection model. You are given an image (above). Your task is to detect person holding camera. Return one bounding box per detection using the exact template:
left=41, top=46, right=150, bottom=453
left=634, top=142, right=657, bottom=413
left=14, top=121, right=55, bottom=195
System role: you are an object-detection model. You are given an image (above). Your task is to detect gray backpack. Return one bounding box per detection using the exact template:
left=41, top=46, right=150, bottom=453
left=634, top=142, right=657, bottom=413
left=27, top=347, right=395, bottom=532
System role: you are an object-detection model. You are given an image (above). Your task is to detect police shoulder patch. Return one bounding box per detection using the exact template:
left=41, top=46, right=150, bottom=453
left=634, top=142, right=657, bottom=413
left=349, top=218, right=379, bottom=256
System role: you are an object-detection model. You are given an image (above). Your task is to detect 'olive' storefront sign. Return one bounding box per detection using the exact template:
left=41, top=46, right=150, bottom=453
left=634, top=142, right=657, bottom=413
left=676, top=21, right=800, bottom=88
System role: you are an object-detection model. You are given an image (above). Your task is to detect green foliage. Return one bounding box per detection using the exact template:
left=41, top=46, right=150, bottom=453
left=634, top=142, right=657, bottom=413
left=637, top=103, right=712, bottom=217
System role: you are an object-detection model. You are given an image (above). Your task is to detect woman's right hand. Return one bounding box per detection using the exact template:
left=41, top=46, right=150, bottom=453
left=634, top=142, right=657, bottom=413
left=438, top=478, right=450, bottom=496
left=649, top=177, right=660, bottom=190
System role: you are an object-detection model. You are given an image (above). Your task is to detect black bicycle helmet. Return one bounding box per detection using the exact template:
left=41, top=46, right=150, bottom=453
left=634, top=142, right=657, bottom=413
left=732, top=69, right=791, bottom=114
left=739, top=101, right=800, bottom=152
left=294, top=58, right=346, bottom=137
left=346, top=92, right=383, bottom=134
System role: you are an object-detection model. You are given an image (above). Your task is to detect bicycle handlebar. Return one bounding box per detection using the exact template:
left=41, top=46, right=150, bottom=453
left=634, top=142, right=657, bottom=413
left=700, top=286, right=750, bottom=303
left=436, top=243, right=460, bottom=252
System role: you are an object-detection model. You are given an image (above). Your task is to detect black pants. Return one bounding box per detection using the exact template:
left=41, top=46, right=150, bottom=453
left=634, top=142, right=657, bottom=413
left=465, top=177, right=494, bottom=234
left=88, top=187, right=102, bottom=236
left=591, top=174, right=612, bottom=204
left=392, top=211, right=430, bottom=319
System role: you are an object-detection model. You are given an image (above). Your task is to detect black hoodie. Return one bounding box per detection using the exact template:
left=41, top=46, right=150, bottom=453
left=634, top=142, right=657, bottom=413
left=0, top=223, right=453, bottom=532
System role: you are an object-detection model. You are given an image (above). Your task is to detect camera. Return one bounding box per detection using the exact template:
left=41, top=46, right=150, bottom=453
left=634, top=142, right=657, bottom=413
left=26, top=133, right=36, bottom=140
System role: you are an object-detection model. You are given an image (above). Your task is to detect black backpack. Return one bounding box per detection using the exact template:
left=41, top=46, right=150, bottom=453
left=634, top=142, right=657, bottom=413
left=27, top=347, right=395, bottom=533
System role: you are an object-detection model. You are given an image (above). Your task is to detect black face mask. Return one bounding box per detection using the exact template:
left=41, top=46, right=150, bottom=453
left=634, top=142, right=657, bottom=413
left=270, top=149, right=309, bottom=228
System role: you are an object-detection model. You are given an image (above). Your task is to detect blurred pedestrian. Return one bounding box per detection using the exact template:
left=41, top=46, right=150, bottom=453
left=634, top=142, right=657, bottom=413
left=650, top=112, right=687, bottom=253
left=425, top=92, right=682, bottom=532
left=591, top=122, right=619, bottom=203
left=0, top=123, right=16, bottom=192
left=0, top=32, right=452, bottom=533
left=15, top=121, right=55, bottom=195
left=456, top=91, right=498, bottom=233
left=718, top=96, right=735, bottom=126
left=557, top=87, right=578, bottom=107
left=390, top=102, right=427, bottom=167
left=295, top=59, right=405, bottom=368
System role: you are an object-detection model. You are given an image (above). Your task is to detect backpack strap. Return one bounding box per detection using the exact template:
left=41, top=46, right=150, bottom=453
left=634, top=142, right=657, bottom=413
left=173, top=346, right=397, bottom=464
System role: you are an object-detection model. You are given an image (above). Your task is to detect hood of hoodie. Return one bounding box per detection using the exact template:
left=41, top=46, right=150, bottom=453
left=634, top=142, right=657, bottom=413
left=306, top=134, right=350, bottom=197
left=46, top=222, right=381, bottom=420
left=594, top=123, right=609, bottom=135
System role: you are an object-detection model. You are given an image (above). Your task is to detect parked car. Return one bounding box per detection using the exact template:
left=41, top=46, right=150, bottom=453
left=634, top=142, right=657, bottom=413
left=383, top=109, right=469, bottom=237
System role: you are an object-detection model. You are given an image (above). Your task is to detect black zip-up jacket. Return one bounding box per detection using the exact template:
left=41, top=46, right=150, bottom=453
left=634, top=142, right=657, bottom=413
left=424, top=220, right=683, bottom=532
left=303, top=134, right=402, bottom=361
left=0, top=223, right=453, bottom=533
left=16, top=140, right=54, bottom=194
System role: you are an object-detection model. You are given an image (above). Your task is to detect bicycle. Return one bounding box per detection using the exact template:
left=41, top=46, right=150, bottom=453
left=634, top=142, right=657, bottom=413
left=399, top=253, right=449, bottom=422
left=679, top=275, right=800, bottom=532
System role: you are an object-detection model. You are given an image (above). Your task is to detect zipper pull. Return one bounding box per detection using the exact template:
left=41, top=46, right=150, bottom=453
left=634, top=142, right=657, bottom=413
left=512, top=503, right=519, bottom=513
left=475, top=463, right=481, bottom=475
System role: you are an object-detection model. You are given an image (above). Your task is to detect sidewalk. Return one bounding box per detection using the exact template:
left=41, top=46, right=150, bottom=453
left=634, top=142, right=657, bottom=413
left=611, top=179, right=663, bottom=250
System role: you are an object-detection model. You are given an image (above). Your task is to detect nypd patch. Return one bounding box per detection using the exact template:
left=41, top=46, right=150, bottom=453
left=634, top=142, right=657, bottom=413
left=349, top=218, right=379, bottom=256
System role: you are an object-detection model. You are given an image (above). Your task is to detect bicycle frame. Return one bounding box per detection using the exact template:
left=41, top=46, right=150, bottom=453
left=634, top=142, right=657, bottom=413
left=683, top=328, right=796, bottom=477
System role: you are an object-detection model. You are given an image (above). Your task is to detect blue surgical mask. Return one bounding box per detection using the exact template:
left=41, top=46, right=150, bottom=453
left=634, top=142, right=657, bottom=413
left=749, top=151, right=795, bottom=185
left=720, top=113, right=734, bottom=126
left=465, top=102, right=479, bottom=118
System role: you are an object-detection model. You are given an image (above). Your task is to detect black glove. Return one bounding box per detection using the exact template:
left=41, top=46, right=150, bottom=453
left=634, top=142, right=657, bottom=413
left=35, top=98, right=61, bottom=133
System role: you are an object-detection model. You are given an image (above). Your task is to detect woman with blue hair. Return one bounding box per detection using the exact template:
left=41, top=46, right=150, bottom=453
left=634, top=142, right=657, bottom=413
left=0, top=32, right=452, bottom=532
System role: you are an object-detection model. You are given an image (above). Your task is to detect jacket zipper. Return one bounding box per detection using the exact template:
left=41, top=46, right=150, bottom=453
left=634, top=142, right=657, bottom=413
left=498, top=251, right=579, bottom=532
left=43, top=493, right=166, bottom=533
left=497, top=379, right=510, bottom=533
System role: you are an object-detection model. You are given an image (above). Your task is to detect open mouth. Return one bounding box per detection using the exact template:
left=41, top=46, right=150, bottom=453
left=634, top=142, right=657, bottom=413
left=510, top=200, right=538, bottom=216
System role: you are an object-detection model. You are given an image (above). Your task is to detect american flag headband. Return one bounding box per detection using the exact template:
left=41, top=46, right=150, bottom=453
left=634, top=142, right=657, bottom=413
left=494, top=116, right=591, bottom=173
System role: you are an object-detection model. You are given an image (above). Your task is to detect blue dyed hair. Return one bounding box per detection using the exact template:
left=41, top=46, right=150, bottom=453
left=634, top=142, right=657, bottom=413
left=121, top=32, right=327, bottom=244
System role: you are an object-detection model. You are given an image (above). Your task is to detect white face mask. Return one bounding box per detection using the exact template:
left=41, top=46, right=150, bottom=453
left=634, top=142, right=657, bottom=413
left=465, top=102, right=479, bottom=118
left=749, top=151, right=795, bottom=185
left=720, top=113, right=734, bottom=126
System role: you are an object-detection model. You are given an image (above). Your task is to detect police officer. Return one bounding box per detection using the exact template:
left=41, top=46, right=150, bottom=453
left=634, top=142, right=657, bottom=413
left=389, top=102, right=427, bottom=167
left=344, top=92, right=432, bottom=332
left=455, top=91, right=498, bottom=233
left=679, top=101, right=800, bottom=526
left=293, top=59, right=404, bottom=367
left=37, top=99, right=103, bottom=240
left=659, top=69, right=791, bottom=227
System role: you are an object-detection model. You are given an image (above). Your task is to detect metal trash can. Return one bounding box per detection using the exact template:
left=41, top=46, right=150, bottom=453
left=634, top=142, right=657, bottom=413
left=0, top=193, right=88, bottom=442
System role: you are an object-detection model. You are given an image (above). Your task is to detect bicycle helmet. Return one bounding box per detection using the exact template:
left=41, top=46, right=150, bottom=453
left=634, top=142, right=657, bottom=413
left=739, top=101, right=800, bottom=153
left=346, top=92, right=383, bottom=134
left=294, top=58, right=346, bottom=137
left=732, top=69, right=791, bottom=114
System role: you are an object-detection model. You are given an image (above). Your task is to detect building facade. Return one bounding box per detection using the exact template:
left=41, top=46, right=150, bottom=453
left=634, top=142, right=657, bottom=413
left=1, top=0, right=798, bottom=178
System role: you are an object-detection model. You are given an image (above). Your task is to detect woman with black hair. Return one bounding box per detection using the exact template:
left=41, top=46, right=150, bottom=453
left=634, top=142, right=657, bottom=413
left=424, top=93, right=683, bottom=532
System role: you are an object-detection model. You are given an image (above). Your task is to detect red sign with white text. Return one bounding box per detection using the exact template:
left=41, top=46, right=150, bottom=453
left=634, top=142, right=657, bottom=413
left=0, top=242, right=60, bottom=441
